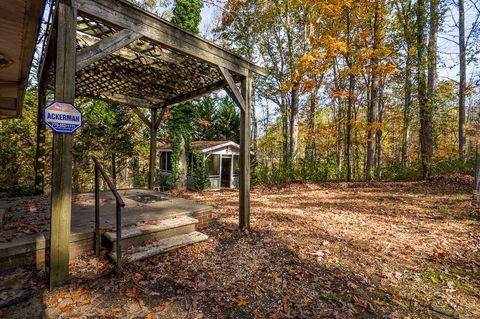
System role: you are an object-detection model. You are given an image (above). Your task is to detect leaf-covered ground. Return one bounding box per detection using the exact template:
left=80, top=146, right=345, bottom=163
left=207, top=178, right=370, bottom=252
left=1, top=178, right=479, bottom=318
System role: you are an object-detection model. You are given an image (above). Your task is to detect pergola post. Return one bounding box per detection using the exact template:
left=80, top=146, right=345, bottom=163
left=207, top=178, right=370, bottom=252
left=34, top=84, right=47, bottom=195
left=49, top=0, right=76, bottom=289
left=149, top=108, right=158, bottom=190
left=239, top=74, right=252, bottom=229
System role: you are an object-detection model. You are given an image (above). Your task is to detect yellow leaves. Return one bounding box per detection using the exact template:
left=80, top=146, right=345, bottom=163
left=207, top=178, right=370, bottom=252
left=408, top=46, right=417, bottom=56
left=377, top=63, right=399, bottom=77
left=236, top=297, right=249, bottom=306
left=301, top=54, right=317, bottom=65
left=321, top=36, right=347, bottom=55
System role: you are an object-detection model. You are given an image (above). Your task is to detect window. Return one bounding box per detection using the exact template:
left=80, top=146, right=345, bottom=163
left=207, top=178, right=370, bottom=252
left=233, top=155, right=240, bottom=174
left=166, top=152, right=172, bottom=171
left=188, top=153, right=195, bottom=176
left=160, top=152, right=166, bottom=171
left=208, top=155, right=220, bottom=176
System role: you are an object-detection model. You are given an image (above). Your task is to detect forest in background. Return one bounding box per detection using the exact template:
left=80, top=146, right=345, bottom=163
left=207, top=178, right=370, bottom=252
left=1, top=0, right=480, bottom=195
left=216, top=0, right=480, bottom=183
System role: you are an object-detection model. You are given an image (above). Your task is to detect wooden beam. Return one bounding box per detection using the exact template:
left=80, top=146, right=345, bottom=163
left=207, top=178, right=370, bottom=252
left=75, top=0, right=267, bottom=77
left=97, top=92, right=157, bottom=108
left=38, top=2, right=57, bottom=89
left=0, top=81, right=23, bottom=88
left=162, top=79, right=230, bottom=108
left=76, top=28, right=142, bottom=71
left=49, top=0, right=76, bottom=289
left=220, top=67, right=245, bottom=112
left=239, top=73, right=252, bottom=229
left=16, top=0, right=45, bottom=116
left=148, top=108, right=158, bottom=190
left=130, top=105, right=151, bottom=127
left=0, top=109, right=18, bottom=118
left=155, top=107, right=167, bottom=130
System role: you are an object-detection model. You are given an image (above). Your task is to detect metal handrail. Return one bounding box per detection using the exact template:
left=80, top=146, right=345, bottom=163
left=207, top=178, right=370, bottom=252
left=92, top=156, right=125, bottom=275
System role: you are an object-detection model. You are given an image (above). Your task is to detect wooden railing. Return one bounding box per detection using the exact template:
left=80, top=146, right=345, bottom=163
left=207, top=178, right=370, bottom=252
left=92, top=156, right=125, bottom=275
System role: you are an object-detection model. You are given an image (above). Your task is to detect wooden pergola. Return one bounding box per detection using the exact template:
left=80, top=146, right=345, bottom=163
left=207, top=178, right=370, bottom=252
left=37, top=0, right=266, bottom=288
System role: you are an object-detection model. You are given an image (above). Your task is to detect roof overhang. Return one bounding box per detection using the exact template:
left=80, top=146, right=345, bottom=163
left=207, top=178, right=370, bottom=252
left=0, top=0, right=44, bottom=119
left=159, top=141, right=242, bottom=154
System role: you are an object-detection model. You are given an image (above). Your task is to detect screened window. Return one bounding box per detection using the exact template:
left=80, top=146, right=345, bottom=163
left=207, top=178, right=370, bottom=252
left=208, top=155, right=220, bottom=176
left=166, top=152, right=172, bottom=171
left=233, top=155, right=240, bottom=174
left=160, top=152, right=167, bottom=171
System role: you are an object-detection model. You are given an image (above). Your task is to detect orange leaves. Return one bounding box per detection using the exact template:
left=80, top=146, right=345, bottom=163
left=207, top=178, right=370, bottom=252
left=124, top=286, right=144, bottom=299
left=236, top=297, right=249, bottom=306
left=332, top=89, right=350, bottom=100
left=49, top=290, right=67, bottom=307
left=153, top=299, right=173, bottom=313
left=48, top=288, right=92, bottom=316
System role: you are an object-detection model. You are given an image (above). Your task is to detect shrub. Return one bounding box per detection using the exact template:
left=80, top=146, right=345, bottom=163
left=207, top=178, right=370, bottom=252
left=192, top=152, right=210, bottom=191
left=0, top=185, right=36, bottom=198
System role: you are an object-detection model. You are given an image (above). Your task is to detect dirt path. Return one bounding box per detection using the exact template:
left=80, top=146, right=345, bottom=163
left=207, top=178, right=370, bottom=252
left=1, top=180, right=479, bottom=318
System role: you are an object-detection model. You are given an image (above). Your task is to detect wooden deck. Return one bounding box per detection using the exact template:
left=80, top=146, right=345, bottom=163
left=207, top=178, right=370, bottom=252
left=0, top=189, right=212, bottom=270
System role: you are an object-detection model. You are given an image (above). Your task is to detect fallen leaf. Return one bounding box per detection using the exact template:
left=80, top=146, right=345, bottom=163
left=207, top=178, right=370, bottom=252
left=153, top=299, right=173, bottom=313
left=236, top=297, right=249, bottom=306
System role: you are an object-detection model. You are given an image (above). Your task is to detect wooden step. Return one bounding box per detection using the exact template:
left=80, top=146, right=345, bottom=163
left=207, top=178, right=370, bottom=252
left=104, top=216, right=198, bottom=250
left=109, top=231, right=208, bottom=262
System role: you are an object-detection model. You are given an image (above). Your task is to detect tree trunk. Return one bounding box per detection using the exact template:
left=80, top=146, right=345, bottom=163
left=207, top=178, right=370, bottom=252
left=281, top=96, right=289, bottom=166
left=289, top=85, right=300, bottom=164
left=132, top=156, right=140, bottom=187
left=111, top=152, right=117, bottom=187
left=375, top=81, right=385, bottom=178
left=422, top=0, right=438, bottom=178
left=346, top=7, right=355, bottom=181
left=417, top=0, right=430, bottom=178
left=354, top=108, right=360, bottom=180
left=401, top=46, right=413, bottom=166
left=459, top=0, right=467, bottom=161
left=148, top=109, right=157, bottom=190
left=176, top=135, right=188, bottom=190
left=34, top=86, right=47, bottom=195
left=251, top=92, right=259, bottom=154
left=336, top=101, right=343, bottom=178
left=305, top=90, right=318, bottom=162
left=366, top=0, right=382, bottom=180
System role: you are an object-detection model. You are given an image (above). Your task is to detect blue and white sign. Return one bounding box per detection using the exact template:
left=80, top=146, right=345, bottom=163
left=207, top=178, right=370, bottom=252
left=43, top=101, right=83, bottom=134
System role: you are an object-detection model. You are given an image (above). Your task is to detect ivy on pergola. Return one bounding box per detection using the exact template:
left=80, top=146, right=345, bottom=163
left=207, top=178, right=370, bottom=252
left=36, top=0, right=266, bottom=289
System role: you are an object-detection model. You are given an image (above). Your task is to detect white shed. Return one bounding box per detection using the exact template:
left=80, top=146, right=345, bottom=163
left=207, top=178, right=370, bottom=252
left=159, top=141, right=241, bottom=190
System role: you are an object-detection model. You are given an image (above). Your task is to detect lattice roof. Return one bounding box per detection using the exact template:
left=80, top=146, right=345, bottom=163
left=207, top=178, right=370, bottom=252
left=42, top=0, right=265, bottom=110
left=45, top=16, right=222, bottom=108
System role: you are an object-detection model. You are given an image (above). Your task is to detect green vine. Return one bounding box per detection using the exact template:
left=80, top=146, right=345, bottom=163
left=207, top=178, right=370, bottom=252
left=168, top=103, right=196, bottom=188
left=192, top=151, right=211, bottom=191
